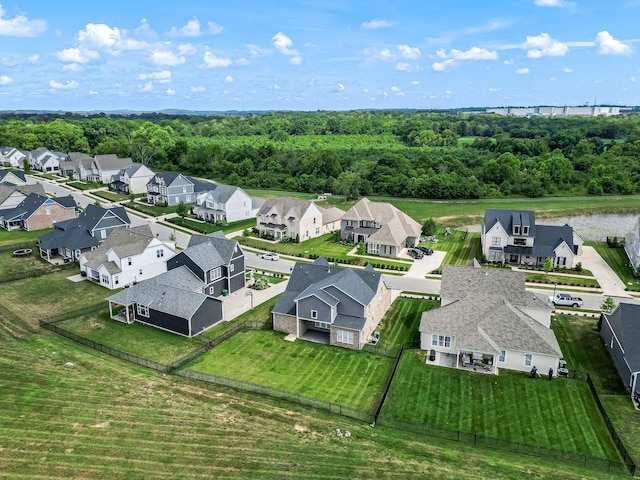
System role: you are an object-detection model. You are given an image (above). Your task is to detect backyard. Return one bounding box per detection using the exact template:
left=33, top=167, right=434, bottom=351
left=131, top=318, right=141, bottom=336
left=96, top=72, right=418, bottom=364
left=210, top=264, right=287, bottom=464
left=420, top=228, right=481, bottom=267
left=588, top=241, right=640, bottom=291
left=0, top=227, right=49, bottom=248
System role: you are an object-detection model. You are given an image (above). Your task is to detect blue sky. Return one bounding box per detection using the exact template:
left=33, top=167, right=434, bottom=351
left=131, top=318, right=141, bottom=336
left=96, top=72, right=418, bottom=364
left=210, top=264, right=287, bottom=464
left=0, top=0, right=639, bottom=111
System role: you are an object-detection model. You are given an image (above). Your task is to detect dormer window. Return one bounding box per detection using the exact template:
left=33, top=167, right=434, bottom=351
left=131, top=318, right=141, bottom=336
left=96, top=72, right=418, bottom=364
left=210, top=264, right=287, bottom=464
left=513, top=226, right=521, bottom=235
left=522, top=226, right=529, bottom=235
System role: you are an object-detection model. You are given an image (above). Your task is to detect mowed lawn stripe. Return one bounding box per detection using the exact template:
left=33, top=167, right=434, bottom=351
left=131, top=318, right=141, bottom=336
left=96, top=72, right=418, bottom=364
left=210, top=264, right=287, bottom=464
left=187, top=329, right=394, bottom=411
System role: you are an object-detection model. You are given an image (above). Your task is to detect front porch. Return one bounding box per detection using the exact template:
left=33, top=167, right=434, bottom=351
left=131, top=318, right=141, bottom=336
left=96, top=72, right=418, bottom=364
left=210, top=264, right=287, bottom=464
left=426, top=349, right=497, bottom=374
left=258, top=223, right=287, bottom=241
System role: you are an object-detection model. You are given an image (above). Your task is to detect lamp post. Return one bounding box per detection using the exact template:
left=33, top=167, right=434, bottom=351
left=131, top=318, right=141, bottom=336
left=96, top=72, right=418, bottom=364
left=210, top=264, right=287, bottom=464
left=245, top=291, right=254, bottom=309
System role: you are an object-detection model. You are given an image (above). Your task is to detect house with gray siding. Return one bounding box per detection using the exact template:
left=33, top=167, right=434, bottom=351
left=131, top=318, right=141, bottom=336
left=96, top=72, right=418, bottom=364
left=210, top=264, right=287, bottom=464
left=600, top=303, right=640, bottom=403
left=419, top=264, right=562, bottom=375
left=272, top=257, right=391, bottom=350
left=481, top=209, right=583, bottom=268
left=146, top=172, right=210, bottom=206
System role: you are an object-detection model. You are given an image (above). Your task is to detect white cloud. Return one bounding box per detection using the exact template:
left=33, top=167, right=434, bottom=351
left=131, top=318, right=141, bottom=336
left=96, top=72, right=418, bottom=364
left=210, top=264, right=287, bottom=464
left=0, top=5, right=47, bottom=37
left=178, top=44, right=197, bottom=56
left=89, top=90, right=98, bottom=95
left=247, top=44, right=266, bottom=58
left=224, top=75, right=234, bottom=83
left=289, top=56, right=302, bottom=65
left=272, top=84, right=280, bottom=90
left=516, top=67, right=530, bottom=74
left=534, top=0, right=566, bottom=6
left=432, top=46, right=497, bottom=71
left=361, top=19, right=393, bottom=29
left=139, top=81, right=153, bottom=92
left=523, top=33, right=568, bottom=58
left=397, top=44, right=421, bottom=60
left=0, top=75, right=13, bottom=84
left=595, top=31, right=633, bottom=55
left=28, top=54, right=39, bottom=63
left=235, top=57, right=249, bottom=65
left=562, top=67, right=573, bottom=73
left=272, top=32, right=299, bottom=56
left=62, top=63, right=83, bottom=72
left=49, top=80, right=79, bottom=89
left=411, top=80, right=419, bottom=85
left=57, top=47, right=100, bottom=64
left=395, top=62, right=411, bottom=72
left=169, top=18, right=202, bottom=37
left=150, top=50, right=185, bottom=66
left=432, top=59, right=456, bottom=72
left=78, top=23, right=121, bottom=49
left=208, top=21, right=224, bottom=35
left=488, top=87, right=501, bottom=92
left=630, top=76, right=637, bottom=82
left=201, top=51, right=232, bottom=68
left=191, top=85, right=205, bottom=92
left=138, top=70, right=172, bottom=82
left=503, top=59, right=514, bottom=65
left=336, top=83, right=345, bottom=92
left=166, top=88, right=175, bottom=95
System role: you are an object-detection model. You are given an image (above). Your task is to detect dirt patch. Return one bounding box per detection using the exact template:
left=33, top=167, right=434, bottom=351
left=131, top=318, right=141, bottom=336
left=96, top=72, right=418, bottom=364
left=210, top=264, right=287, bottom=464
left=72, top=422, right=81, bottom=431
left=91, top=421, right=110, bottom=428
left=285, top=410, right=299, bottom=416
left=65, top=448, right=74, bottom=454
left=294, top=423, right=309, bottom=433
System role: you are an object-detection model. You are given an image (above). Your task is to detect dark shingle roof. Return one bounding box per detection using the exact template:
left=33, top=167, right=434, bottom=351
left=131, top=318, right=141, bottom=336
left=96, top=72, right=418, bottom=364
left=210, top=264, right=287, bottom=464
left=603, top=303, right=640, bottom=372
left=0, top=170, right=26, bottom=184
left=0, top=193, right=76, bottom=221
left=484, top=209, right=536, bottom=237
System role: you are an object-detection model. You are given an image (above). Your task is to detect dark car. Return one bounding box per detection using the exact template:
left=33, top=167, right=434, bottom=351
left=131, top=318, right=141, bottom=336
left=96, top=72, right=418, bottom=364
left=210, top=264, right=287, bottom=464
left=417, top=246, right=434, bottom=255
left=408, top=247, right=424, bottom=259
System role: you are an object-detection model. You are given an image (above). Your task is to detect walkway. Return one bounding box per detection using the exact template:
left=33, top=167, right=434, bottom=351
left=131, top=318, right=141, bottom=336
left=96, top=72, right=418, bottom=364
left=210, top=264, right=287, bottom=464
left=222, top=280, right=289, bottom=321
left=578, top=246, right=632, bottom=298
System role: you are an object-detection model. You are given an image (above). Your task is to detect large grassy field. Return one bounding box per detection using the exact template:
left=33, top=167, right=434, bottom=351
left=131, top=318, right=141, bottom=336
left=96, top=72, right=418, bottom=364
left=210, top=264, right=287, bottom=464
left=0, top=333, right=625, bottom=480
left=381, top=351, right=620, bottom=460
left=187, top=329, right=394, bottom=412
left=588, top=241, right=640, bottom=291
left=0, top=248, right=70, bottom=277
left=0, top=227, right=49, bottom=248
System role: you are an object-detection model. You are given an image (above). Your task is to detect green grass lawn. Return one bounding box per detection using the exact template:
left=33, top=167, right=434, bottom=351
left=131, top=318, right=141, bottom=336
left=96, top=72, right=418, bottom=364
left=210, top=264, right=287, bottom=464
left=588, top=241, right=640, bottom=291
left=68, top=181, right=98, bottom=190
left=526, top=272, right=601, bottom=289
left=0, top=249, right=72, bottom=277
left=167, top=216, right=256, bottom=235
left=187, top=329, right=394, bottom=412
left=382, top=351, right=620, bottom=460
left=600, top=395, right=640, bottom=464
left=91, top=190, right=130, bottom=202
left=0, top=228, right=49, bottom=248
left=421, top=228, right=480, bottom=267
left=124, top=201, right=179, bottom=217
left=57, top=311, right=203, bottom=364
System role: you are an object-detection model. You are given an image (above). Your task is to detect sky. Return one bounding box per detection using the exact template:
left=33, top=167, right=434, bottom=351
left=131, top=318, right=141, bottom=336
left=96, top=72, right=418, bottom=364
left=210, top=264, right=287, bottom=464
left=0, top=0, right=639, bottom=112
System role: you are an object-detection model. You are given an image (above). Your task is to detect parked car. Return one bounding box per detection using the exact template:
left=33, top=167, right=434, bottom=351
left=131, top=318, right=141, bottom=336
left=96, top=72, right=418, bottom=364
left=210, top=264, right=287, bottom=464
left=417, top=246, right=434, bottom=255
left=261, top=252, right=280, bottom=261
left=548, top=293, right=583, bottom=308
left=408, top=247, right=424, bottom=259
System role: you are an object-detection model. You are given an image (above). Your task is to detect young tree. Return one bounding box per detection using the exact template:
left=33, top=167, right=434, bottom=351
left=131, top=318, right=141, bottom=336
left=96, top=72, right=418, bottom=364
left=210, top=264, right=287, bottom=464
left=601, top=297, right=616, bottom=313
left=422, top=218, right=437, bottom=236
left=176, top=201, right=188, bottom=218
left=23, top=158, right=31, bottom=173
left=543, top=257, right=554, bottom=273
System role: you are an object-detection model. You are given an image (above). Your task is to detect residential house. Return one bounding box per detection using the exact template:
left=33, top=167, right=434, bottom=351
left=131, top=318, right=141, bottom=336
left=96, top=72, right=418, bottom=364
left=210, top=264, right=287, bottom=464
left=106, top=231, right=245, bottom=337
left=0, top=193, right=77, bottom=231
left=110, top=163, right=155, bottom=195
left=340, top=197, right=421, bottom=258
left=481, top=209, right=583, bottom=268
left=92, top=154, right=134, bottom=184
left=146, top=172, right=210, bottom=206
left=59, top=152, right=92, bottom=179
left=0, top=147, right=27, bottom=168
left=419, top=264, right=562, bottom=375
left=80, top=225, right=176, bottom=289
left=37, top=204, right=130, bottom=263
left=194, top=184, right=264, bottom=224
left=0, top=184, right=46, bottom=211
left=272, top=257, right=392, bottom=350
left=0, top=169, right=27, bottom=186
left=624, top=217, right=640, bottom=270
left=600, top=303, right=640, bottom=398
left=29, top=147, right=65, bottom=172
left=257, top=198, right=343, bottom=242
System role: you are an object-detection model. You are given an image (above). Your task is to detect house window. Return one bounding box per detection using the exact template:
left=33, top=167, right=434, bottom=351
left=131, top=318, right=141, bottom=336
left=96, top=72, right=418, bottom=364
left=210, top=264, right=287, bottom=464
left=557, top=257, right=567, bottom=267
left=337, top=329, right=354, bottom=345
left=139, top=269, right=143, bottom=275
left=289, top=218, right=295, bottom=226
left=136, top=304, right=149, bottom=317
left=210, top=267, right=222, bottom=281
left=522, top=226, right=529, bottom=235
left=230, top=264, right=235, bottom=273
left=513, top=238, right=526, bottom=246
left=183, top=186, right=187, bottom=193
left=209, top=286, right=215, bottom=295
left=524, top=353, right=533, bottom=367
left=114, top=276, right=119, bottom=285
left=101, top=274, right=109, bottom=284
left=499, top=350, right=506, bottom=363
left=128, top=257, right=132, bottom=266
left=156, top=249, right=164, bottom=258
left=45, top=208, right=51, bottom=216
left=514, top=226, right=521, bottom=235
left=384, top=245, right=391, bottom=255
left=313, top=218, right=316, bottom=224
left=100, top=230, right=107, bottom=239
left=491, top=237, right=501, bottom=247
left=314, top=321, right=330, bottom=329
left=346, top=220, right=352, bottom=227
left=315, top=227, right=320, bottom=235
left=369, top=243, right=379, bottom=255
left=431, top=334, right=451, bottom=348
left=311, top=310, right=318, bottom=319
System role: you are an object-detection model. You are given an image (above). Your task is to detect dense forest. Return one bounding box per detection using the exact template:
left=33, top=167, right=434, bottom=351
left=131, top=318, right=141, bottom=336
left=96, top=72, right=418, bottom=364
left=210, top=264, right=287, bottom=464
left=2, top=110, right=640, bottom=200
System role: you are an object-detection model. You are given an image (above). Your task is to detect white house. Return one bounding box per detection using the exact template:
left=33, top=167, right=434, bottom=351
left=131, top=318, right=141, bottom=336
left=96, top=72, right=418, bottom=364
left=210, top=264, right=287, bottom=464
left=110, top=163, right=155, bottom=195
left=0, top=169, right=27, bottom=186
left=0, top=147, right=27, bottom=168
left=624, top=217, right=640, bottom=270
left=194, top=184, right=263, bottom=223
left=29, top=147, right=65, bottom=172
left=79, top=225, right=176, bottom=289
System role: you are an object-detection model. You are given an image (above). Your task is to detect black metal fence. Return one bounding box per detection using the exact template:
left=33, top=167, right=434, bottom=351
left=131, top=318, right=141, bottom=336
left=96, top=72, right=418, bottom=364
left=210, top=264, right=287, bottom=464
left=0, top=241, right=37, bottom=253
left=586, top=373, right=636, bottom=475
left=376, top=415, right=631, bottom=475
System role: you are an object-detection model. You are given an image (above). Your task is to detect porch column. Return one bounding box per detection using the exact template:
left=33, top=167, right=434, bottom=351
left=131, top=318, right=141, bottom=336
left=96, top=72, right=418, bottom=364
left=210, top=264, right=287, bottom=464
left=455, top=351, right=460, bottom=369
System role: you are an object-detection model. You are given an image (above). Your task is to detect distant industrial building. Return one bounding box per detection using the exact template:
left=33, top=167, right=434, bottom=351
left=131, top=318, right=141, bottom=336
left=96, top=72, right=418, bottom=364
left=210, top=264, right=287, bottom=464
left=486, top=105, right=620, bottom=117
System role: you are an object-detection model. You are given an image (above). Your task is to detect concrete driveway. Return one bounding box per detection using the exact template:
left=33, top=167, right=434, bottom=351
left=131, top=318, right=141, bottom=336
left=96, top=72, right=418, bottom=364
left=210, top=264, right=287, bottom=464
left=402, top=249, right=446, bottom=278
left=221, top=280, right=289, bottom=321
left=579, top=246, right=632, bottom=298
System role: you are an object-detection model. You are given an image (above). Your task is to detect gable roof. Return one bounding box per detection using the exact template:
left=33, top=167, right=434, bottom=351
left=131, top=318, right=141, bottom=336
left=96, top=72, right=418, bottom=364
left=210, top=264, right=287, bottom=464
left=258, top=197, right=317, bottom=220
left=179, top=233, right=240, bottom=271
left=198, top=183, right=245, bottom=204
left=484, top=209, right=536, bottom=237
left=0, top=193, right=76, bottom=222
left=94, top=154, right=133, bottom=171
left=0, top=170, right=26, bottom=184
left=0, top=183, right=46, bottom=205
left=420, top=265, right=560, bottom=357
left=603, top=303, right=640, bottom=373
left=342, top=198, right=421, bottom=243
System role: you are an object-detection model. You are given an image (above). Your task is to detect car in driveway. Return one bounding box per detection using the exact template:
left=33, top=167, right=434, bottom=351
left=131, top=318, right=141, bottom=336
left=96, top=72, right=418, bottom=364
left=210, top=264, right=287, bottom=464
left=417, top=246, right=434, bottom=255
left=261, top=252, right=280, bottom=261
left=407, top=247, right=424, bottom=259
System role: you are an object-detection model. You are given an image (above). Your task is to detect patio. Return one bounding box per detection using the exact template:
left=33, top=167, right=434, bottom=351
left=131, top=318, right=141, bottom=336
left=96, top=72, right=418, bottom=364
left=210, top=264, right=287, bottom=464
left=426, top=349, right=496, bottom=374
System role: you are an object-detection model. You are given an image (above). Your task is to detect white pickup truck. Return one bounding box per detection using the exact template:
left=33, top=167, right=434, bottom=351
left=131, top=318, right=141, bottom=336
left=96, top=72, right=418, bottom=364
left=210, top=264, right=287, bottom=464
left=548, top=293, right=584, bottom=308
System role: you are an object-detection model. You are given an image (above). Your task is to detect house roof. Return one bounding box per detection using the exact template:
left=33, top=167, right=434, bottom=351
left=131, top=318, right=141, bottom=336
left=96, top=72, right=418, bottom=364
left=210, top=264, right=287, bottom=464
left=197, top=183, right=243, bottom=204
left=0, top=193, right=76, bottom=222
left=342, top=198, right=421, bottom=244
left=67, top=152, right=92, bottom=162
left=107, top=265, right=209, bottom=320
left=94, top=155, right=133, bottom=171
left=603, top=303, right=640, bottom=373
left=0, top=184, right=46, bottom=205
left=0, top=170, right=26, bottom=184
left=257, top=197, right=317, bottom=220
left=322, top=206, right=345, bottom=226
left=420, top=265, right=560, bottom=357
left=484, top=209, right=537, bottom=238
left=180, top=233, right=239, bottom=270
left=147, top=171, right=188, bottom=187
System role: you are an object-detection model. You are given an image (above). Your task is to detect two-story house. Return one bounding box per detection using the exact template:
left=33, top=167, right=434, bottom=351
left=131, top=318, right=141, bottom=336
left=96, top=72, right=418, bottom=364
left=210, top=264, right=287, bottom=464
left=91, top=155, right=134, bottom=184
left=481, top=209, right=583, bottom=268
left=146, top=172, right=210, bottom=206
left=193, top=184, right=264, bottom=224
left=0, top=147, right=27, bottom=168
left=624, top=217, right=640, bottom=270
left=0, top=169, right=27, bottom=186
left=340, top=197, right=421, bottom=258
left=419, top=264, right=562, bottom=375
left=79, top=225, right=176, bottom=289
left=0, top=184, right=46, bottom=211
left=0, top=193, right=77, bottom=231
left=29, top=147, right=65, bottom=172
left=106, top=231, right=245, bottom=337
left=110, top=163, right=155, bottom=195
left=37, top=204, right=130, bottom=263
left=257, top=198, right=342, bottom=242
left=272, top=257, right=392, bottom=350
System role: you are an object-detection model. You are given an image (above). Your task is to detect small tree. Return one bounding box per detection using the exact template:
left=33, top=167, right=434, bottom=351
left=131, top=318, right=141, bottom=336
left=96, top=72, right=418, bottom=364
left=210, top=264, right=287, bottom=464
left=543, top=257, right=554, bottom=273
left=242, top=229, right=251, bottom=237
left=601, top=297, right=616, bottom=313
left=23, top=158, right=31, bottom=173
left=68, top=172, right=74, bottom=181
left=574, top=261, right=583, bottom=272
left=94, top=199, right=102, bottom=207
left=176, top=201, right=188, bottom=218
left=422, top=218, right=437, bottom=237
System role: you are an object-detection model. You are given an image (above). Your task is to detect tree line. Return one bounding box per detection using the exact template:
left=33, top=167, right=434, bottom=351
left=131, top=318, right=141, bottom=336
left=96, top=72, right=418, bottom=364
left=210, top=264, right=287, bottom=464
left=1, top=110, right=640, bottom=200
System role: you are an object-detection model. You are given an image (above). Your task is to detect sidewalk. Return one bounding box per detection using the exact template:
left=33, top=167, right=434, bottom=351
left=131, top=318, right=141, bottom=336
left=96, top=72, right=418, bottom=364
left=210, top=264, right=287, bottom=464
left=222, top=280, right=288, bottom=320
left=578, top=246, right=632, bottom=298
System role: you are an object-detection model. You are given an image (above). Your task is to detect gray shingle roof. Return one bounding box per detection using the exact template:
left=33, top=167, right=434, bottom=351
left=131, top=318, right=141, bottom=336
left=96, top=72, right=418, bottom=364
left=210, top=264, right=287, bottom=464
left=342, top=198, right=421, bottom=245
left=0, top=193, right=76, bottom=222
left=603, top=303, right=640, bottom=373
left=484, top=209, right=536, bottom=238
left=94, top=155, right=133, bottom=171
left=183, top=232, right=239, bottom=268
left=0, top=184, right=45, bottom=205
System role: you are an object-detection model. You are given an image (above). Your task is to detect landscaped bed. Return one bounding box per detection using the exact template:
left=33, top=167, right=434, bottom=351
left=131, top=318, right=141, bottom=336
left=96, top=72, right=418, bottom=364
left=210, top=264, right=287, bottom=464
left=186, top=329, right=394, bottom=412
left=381, top=350, right=620, bottom=460
left=167, top=216, right=256, bottom=235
